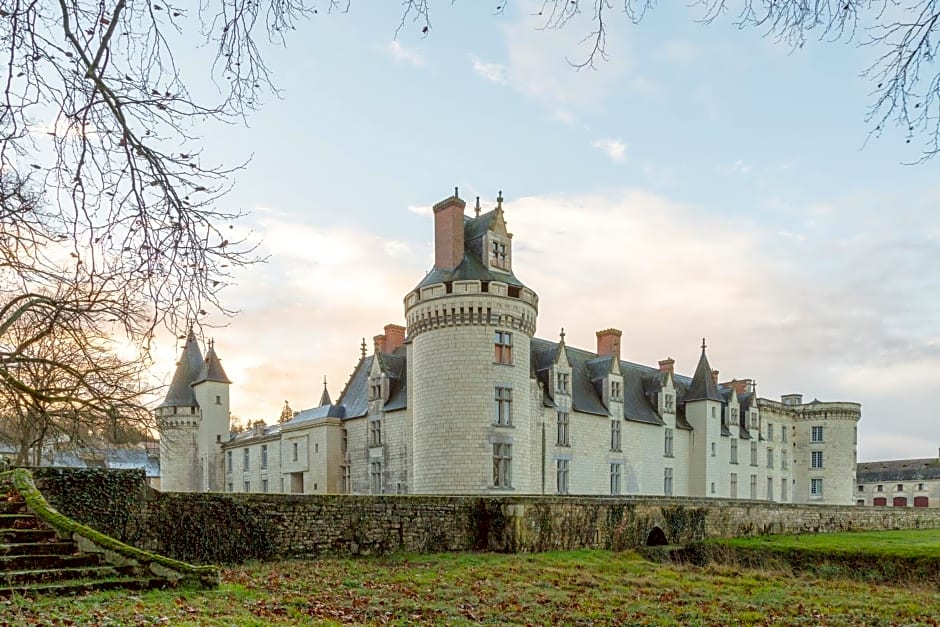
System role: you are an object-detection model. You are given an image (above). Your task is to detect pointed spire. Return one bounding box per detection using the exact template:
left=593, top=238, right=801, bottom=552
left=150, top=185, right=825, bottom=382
left=319, top=376, right=332, bottom=407
left=475, top=196, right=481, bottom=217
left=685, top=339, right=722, bottom=402
left=193, top=338, right=231, bottom=384
left=360, top=337, right=367, bottom=359
left=158, top=329, right=204, bottom=408
left=496, top=190, right=504, bottom=211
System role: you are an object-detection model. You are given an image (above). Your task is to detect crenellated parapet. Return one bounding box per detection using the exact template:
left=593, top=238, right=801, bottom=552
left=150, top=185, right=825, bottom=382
left=404, top=280, right=538, bottom=339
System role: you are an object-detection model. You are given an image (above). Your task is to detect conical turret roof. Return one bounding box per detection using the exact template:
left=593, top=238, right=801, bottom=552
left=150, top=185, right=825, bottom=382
left=158, top=330, right=204, bottom=408
left=193, top=340, right=231, bottom=384
left=684, top=340, right=722, bottom=402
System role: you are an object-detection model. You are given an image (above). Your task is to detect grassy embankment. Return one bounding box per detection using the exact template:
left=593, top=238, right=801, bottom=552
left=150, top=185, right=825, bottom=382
left=4, top=546, right=940, bottom=626
left=708, top=528, right=940, bottom=586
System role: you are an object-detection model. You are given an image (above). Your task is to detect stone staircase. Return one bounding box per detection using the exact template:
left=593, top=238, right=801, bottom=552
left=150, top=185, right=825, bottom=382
left=0, top=492, right=171, bottom=596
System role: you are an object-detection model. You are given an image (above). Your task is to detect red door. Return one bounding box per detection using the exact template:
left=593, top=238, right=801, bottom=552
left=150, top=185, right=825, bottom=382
left=873, top=497, right=887, bottom=506
left=914, top=496, right=929, bottom=508
left=893, top=496, right=908, bottom=507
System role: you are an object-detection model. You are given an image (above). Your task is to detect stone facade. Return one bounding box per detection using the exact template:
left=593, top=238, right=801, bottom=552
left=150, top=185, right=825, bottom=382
left=855, top=454, right=940, bottom=507
left=159, top=190, right=862, bottom=505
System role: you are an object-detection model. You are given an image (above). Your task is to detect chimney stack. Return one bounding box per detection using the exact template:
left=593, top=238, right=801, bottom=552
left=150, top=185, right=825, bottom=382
left=433, top=190, right=466, bottom=271
left=658, top=358, right=675, bottom=375
left=373, top=334, right=386, bottom=355
left=384, top=324, right=406, bottom=353
left=596, top=328, right=622, bottom=361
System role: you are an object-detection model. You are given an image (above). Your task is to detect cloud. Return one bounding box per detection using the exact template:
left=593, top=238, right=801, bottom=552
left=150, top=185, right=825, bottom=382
left=154, top=189, right=940, bottom=463
left=552, top=109, right=577, bottom=125
left=407, top=204, right=432, bottom=217
left=386, top=41, right=425, bottom=67
left=720, top=159, right=753, bottom=176
left=471, top=57, right=508, bottom=84
left=591, top=138, right=627, bottom=163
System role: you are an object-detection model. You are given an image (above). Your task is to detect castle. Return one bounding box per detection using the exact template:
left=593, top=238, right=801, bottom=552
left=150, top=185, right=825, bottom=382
left=157, top=190, right=861, bottom=504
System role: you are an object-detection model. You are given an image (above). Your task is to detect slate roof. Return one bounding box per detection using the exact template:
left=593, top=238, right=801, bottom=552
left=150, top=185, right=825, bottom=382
left=193, top=345, right=231, bottom=385
left=415, top=209, right=529, bottom=291
left=684, top=348, right=723, bottom=402
left=158, top=331, right=204, bottom=408
left=857, top=458, right=940, bottom=483
left=336, top=356, right=371, bottom=419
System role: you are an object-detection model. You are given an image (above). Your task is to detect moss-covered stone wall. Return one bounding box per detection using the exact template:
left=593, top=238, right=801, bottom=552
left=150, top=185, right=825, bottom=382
left=30, top=469, right=940, bottom=564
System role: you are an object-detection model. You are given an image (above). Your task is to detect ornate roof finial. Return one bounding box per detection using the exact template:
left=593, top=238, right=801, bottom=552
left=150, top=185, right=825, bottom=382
left=208, top=337, right=214, bottom=351
left=496, top=190, right=503, bottom=211
left=475, top=196, right=481, bottom=217
left=454, top=186, right=459, bottom=199
left=323, top=375, right=328, bottom=388
left=701, top=337, right=707, bottom=353
left=559, top=327, right=566, bottom=344
left=360, top=337, right=367, bottom=359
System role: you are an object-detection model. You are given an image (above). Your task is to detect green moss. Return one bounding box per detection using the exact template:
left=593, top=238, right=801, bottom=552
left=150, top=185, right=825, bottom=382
left=0, top=468, right=219, bottom=588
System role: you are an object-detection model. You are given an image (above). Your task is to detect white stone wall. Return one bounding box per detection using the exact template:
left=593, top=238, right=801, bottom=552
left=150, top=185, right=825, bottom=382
left=408, top=290, right=538, bottom=495
left=157, top=411, right=199, bottom=492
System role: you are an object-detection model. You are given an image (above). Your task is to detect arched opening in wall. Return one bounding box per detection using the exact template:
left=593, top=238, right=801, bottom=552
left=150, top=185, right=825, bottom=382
left=893, top=496, right=908, bottom=507
left=914, top=496, right=929, bottom=508
left=873, top=497, right=887, bottom=506
left=646, top=526, right=668, bottom=546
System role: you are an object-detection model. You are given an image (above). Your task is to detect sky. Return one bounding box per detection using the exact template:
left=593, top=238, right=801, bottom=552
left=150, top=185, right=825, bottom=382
left=152, top=2, right=939, bottom=462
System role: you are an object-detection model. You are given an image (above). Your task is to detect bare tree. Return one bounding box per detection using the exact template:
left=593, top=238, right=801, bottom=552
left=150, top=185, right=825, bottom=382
left=0, top=292, right=156, bottom=465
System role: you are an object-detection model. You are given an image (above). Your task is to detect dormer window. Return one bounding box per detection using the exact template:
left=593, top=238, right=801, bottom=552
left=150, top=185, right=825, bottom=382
left=557, top=372, right=569, bottom=395
left=611, top=381, right=622, bottom=402
left=490, top=240, right=508, bottom=270
left=369, top=378, right=383, bottom=402
left=664, top=393, right=674, bottom=413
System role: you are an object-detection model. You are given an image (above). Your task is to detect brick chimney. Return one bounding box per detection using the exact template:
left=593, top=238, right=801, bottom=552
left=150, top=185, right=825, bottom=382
left=711, top=370, right=719, bottom=384
left=658, top=358, right=675, bottom=375
left=596, top=328, right=622, bottom=361
left=721, top=379, right=753, bottom=395
left=433, top=189, right=466, bottom=271
left=373, top=334, right=386, bottom=355
left=384, top=324, right=406, bottom=353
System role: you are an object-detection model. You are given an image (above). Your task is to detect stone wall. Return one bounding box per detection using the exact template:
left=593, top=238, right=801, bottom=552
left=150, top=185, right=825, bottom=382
left=31, top=469, right=940, bottom=564
left=141, top=492, right=940, bottom=562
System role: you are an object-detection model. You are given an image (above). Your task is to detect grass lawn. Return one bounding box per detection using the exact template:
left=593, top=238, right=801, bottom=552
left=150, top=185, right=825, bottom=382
left=716, top=527, right=940, bottom=558
left=4, top=549, right=940, bottom=626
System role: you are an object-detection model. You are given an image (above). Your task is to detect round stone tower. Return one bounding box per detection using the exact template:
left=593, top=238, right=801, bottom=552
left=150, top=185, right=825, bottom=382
left=156, top=331, right=204, bottom=492
left=406, top=191, right=539, bottom=494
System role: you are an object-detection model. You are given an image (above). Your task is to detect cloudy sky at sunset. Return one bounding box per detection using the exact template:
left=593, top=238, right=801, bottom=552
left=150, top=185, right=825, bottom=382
left=153, top=2, right=939, bottom=462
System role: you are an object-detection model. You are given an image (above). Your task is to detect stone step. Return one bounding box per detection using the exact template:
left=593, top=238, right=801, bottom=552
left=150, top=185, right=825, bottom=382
left=0, top=542, right=76, bottom=557
left=0, top=501, right=26, bottom=515
left=0, top=565, right=122, bottom=586
left=0, top=576, right=173, bottom=597
left=0, top=528, right=58, bottom=544
left=0, top=552, right=103, bottom=571
left=0, top=513, right=39, bottom=529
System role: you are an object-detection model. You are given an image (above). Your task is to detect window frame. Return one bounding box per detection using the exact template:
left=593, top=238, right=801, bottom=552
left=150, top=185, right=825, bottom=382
left=494, top=331, right=513, bottom=365
left=556, top=411, right=570, bottom=446
left=493, top=443, right=512, bottom=488
left=494, top=386, right=513, bottom=426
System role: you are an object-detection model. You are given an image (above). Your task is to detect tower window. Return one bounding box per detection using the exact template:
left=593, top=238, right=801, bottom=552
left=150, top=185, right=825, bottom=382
left=663, top=467, right=673, bottom=496
left=730, top=439, right=738, bottom=464
left=811, top=425, right=824, bottom=442
left=493, top=443, right=512, bottom=488
left=610, top=463, right=622, bottom=495
left=556, top=459, right=569, bottom=494
left=611, top=381, right=622, bottom=401
left=370, top=461, right=383, bottom=494
left=811, top=450, right=823, bottom=469
left=494, top=387, right=513, bottom=426
left=215, top=395, right=221, bottom=405
left=810, top=478, right=823, bottom=497
left=494, top=331, right=512, bottom=364
left=664, top=428, right=674, bottom=457
left=556, top=372, right=569, bottom=395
